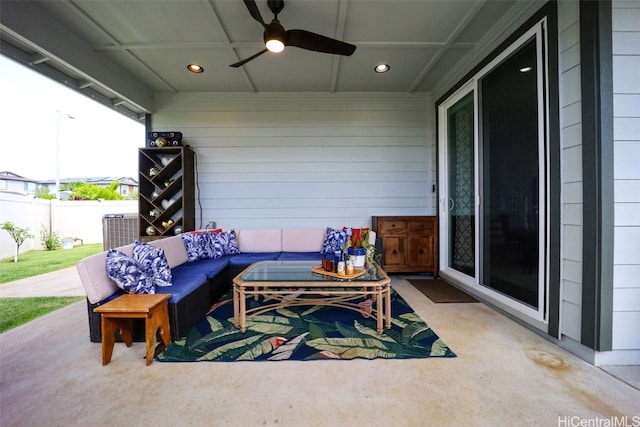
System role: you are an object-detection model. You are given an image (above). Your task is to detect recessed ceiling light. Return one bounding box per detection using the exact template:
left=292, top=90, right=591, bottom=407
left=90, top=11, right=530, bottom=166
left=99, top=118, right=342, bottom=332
left=187, top=64, right=204, bottom=73
left=374, top=64, right=390, bottom=73
left=519, top=66, right=532, bottom=73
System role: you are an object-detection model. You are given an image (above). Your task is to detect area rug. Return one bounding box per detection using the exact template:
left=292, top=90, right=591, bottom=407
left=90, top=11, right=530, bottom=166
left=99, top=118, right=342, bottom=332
left=157, top=289, right=456, bottom=362
left=408, top=279, right=479, bottom=303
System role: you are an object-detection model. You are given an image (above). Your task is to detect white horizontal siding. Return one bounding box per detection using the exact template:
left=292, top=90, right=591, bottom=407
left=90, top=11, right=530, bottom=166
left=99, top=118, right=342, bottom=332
left=151, top=92, right=434, bottom=229
left=612, top=0, right=640, bottom=351
left=559, top=0, right=583, bottom=342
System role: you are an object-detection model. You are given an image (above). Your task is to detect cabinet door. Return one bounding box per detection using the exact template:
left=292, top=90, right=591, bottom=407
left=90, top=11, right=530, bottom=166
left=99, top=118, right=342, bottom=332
left=408, top=235, right=434, bottom=269
left=382, top=235, right=406, bottom=267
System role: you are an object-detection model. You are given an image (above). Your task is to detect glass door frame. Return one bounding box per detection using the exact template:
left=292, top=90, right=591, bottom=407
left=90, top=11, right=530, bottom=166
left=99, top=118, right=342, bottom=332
left=438, top=82, right=478, bottom=289
left=438, top=20, right=550, bottom=325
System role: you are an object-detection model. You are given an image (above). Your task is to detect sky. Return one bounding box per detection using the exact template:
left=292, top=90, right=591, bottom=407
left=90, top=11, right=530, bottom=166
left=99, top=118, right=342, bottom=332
left=0, top=55, right=145, bottom=181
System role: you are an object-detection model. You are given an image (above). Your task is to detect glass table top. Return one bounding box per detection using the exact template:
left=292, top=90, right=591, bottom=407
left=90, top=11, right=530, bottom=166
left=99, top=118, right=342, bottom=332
left=238, top=261, right=386, bottom=283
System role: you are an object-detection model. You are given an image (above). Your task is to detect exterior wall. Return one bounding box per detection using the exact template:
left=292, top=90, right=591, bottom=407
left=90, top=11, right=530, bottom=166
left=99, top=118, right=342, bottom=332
left=0, top=179, right=36, bottom=193
left=151, top=92, right=435, bottom=230
left=611, top=0, right=640, bottom=351
left=0, top=192, right=136, bottom=259
left=558, top=0, right=583, bottom=342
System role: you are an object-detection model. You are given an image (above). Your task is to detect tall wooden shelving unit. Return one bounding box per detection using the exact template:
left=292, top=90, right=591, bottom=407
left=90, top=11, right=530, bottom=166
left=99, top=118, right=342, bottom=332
left=138, top=146, right=194, bottom=240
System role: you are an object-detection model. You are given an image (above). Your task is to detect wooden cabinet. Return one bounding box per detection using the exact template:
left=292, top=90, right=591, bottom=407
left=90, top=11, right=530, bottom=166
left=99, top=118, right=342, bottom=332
left=372, top=216, right=438, bottom=276
left=138, top=147, right=195, bottom=239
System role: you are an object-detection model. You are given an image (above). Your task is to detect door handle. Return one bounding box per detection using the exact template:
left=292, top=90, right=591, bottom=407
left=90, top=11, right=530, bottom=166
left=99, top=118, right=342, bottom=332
left=448, top=198, right=455, bottom=211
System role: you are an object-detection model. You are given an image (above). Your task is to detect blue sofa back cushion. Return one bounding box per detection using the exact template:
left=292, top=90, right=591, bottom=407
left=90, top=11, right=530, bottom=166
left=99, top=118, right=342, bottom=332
left=228, top=252, right=281, bottom=265
left=277, top=252, right=326, bottom=262
left=180, top=257, right=230, bottom=279
left=105, top=249, right=156, bottom=295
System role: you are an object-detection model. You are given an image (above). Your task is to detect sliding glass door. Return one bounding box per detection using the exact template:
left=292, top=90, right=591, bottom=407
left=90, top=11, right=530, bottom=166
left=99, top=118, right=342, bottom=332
left=439, top=22, right=548, bottom=321
left=446, top=92, right=475, bottom=277
left=480, top=38, right=540, bottom=309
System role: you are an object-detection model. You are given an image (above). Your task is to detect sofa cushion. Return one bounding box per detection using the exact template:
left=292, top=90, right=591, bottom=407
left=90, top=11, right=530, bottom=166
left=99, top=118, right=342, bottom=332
left=156, top=267, right=207, bottom=304
left=150, top=235, right=188, bottom=268
left=105, top=249, right=156, bottom=294
left=282, top=229, right=326, bottom=252
left=213, top=230, right=240, bottom=256
left=77, top=252, right=119, bottom=304
left=320, top=227, right=352, bottom=254
left=132, top=240, right=172, bottom=287
left=228, top=252, right=281, bottom=265
left=176, top=257, right=230, bottom=279
left=181, top=232, right=217, bottom=262
left=237, top=229, right=281, bottom=253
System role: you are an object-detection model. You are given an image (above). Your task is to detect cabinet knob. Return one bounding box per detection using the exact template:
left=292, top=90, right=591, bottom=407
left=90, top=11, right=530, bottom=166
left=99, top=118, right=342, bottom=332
left=392, top=249, right=397, bottom=255
left=419, top=249, right=424, bottom=255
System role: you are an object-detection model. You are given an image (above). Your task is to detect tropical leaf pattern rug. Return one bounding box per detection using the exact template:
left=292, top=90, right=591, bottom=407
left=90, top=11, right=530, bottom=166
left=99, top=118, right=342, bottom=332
left=157, top=289, right=456, bottom=362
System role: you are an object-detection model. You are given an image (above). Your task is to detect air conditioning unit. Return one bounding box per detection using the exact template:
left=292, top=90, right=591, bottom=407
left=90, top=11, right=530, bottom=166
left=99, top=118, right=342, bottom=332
left=102, top=213, right=138, bottom=250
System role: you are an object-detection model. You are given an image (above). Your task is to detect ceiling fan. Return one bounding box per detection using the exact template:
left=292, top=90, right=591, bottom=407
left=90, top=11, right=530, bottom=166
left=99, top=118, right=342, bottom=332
left=230, top=0, right=356, bottom=68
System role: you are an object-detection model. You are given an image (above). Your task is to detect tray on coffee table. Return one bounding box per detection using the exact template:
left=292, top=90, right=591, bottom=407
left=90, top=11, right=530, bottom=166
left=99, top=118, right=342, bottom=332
left=311, top=265, right=366, bottom=280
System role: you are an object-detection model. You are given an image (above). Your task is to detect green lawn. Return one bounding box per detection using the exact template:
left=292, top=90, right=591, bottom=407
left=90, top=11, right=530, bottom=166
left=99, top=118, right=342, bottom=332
left=0, top=296, right=84, bottom=333
left=0, top=243, right=103, bottom=332
left=0, top=243, right=103, bottom=284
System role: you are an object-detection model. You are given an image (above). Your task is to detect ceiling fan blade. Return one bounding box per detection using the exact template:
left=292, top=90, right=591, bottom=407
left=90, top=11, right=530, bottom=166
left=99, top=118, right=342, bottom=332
left=286, top=29, right=356, bottom=56
left=243, top=0, right=266, bottom=27
left=229, top=49, right=269, bottom=68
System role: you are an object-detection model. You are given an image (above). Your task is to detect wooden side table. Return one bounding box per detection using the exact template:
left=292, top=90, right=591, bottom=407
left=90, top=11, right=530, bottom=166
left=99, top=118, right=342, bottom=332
left=94, top=294, right=171, bottom=366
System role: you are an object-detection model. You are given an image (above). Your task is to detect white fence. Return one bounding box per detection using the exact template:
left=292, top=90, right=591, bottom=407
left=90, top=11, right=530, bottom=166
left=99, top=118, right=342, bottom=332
left=0, top=192, right=137, bottom=259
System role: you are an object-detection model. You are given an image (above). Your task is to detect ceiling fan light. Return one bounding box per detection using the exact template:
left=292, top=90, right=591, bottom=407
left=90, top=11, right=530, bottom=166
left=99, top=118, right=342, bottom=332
left=266, top=38, right=285, bottom=53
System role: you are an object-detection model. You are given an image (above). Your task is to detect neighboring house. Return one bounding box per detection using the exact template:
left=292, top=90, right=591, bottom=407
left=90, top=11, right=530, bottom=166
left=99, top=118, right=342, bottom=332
left=1, top=171, right=137, bottom=198
left=38, top=176, right=139, bottom=198
left=0, top=1, right=637, bottom=367
left=0, top=171, right=40, bottom=194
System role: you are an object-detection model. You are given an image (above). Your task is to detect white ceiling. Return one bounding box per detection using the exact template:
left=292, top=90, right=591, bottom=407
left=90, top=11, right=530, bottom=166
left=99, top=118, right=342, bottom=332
left=0, top=0, right=519, bottom=117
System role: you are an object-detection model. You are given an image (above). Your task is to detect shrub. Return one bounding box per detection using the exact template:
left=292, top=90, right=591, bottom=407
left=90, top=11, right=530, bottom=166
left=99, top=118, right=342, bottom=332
left=40, top=226, right=61, bottom=251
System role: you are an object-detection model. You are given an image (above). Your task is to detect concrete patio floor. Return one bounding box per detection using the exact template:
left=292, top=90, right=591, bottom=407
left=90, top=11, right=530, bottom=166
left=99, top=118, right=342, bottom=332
left=1, top=269, right=639, bottom=426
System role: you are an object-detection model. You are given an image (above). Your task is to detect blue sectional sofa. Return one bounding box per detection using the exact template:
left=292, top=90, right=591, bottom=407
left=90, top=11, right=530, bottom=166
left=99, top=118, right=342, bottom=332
left=77, top=228, right=328, bottom=342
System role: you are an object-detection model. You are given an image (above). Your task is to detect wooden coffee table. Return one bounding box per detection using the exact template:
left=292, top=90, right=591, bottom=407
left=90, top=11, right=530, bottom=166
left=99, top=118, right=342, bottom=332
left=94, top=294, right=171, bottom=366
left=232, top=261, right=391, bottom=334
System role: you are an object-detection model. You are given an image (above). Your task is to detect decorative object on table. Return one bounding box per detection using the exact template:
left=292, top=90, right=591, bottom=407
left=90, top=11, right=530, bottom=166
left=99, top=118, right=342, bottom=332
left=156, top=289, right=456, bottom=362
left=321, top=258, right=334, bottom=272
left=145, top=226, right=156, bottom=236
left=149, top=167, right=159, bottom=177
left=161, top=219, right=174, bottom=230
left=149, top=209, right=159, bottom=218
left=173, top=226, right=183, bottom=235
left=312, top=265, right=364, bottom=280
left=151, top=190, right=159, bottom=199
left=164, top=179, right=174, bottom=188
left=346, top=228, right=375, bottom=268
left=337, top=261, right=345, bottom=276
left=346, top=259, right=354, bottom=275
left=147, top=131, right=182, bottom=147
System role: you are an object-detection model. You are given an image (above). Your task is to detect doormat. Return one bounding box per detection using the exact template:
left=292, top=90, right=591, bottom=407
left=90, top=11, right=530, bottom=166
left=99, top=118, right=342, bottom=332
left=156, top=289, right=456, bottom=362
left=408, top=279, right=479, bottom=303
